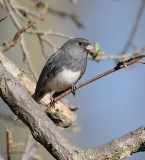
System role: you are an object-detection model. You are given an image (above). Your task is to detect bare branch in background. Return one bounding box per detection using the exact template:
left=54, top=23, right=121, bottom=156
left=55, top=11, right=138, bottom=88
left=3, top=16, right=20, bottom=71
left=4, top=0, right=38, bottom=80
left=0, top=0, right=5, bottom=9
left=21, top=134, right=41, bottom=160
left=26, top=142, right=40, bottom=160
left=6, top=129, right=11, bottom=160
left=89, top=46, right=145, bottom=61
left=4, top=0, right=73, bottom=62
left=0, top=16, right=7, bottom=22
left=11, top=3, right=45, bottom=21
left=0, top=155, right=5, bottom=160
left=49, top=8, right=83, bottom=27
left=31, top=0, right=83, bottom=27
left=10, top=0, right=50, bottom=61
left=27, top=29, right=73, bottom=39
left=2, top=21, right=36, bottom=52
left=21, top=134, right=32, bottom=160
left=121, top=0, right=145, bottom=54
left=0, top=113, right=15, bottom=121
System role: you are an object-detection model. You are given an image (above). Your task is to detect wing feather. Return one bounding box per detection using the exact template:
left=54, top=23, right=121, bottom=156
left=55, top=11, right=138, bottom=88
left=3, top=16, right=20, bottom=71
left=34, top=54, right=57, bottom=93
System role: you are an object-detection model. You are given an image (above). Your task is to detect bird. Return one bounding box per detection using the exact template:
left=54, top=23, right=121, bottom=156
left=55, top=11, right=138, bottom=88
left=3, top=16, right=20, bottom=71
left=32, top=38, right=93, bottom=104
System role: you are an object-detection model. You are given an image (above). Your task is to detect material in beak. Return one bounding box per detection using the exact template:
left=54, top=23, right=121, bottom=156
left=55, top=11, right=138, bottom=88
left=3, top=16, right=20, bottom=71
left=86, top=44, right=94, bottom=51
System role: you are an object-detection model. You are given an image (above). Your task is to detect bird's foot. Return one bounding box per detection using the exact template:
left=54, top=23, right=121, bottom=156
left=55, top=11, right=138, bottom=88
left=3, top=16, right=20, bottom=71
left=50, top=97, right=56, bottom=107
left=71, top=84, right=77, bottom=97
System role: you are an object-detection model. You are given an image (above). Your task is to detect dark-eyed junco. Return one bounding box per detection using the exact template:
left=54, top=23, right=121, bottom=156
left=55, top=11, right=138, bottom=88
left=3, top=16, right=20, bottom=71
left=32, top=38, right=93, bottom=103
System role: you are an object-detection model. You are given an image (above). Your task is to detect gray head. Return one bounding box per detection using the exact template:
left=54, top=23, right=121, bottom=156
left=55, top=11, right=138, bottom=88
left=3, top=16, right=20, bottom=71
left=60, top=38, right=93, bottom=58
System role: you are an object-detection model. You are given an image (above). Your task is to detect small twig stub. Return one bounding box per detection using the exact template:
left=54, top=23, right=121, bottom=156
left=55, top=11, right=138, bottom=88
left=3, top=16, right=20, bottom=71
left=0, top=16, right=7, bottom=22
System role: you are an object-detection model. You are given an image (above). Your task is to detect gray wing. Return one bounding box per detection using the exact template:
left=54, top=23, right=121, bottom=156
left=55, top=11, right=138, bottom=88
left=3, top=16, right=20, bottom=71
left=34, top=53, right=57, bottom=94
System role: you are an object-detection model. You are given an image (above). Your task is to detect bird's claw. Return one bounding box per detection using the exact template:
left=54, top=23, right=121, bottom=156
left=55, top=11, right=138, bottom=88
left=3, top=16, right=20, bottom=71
left=50, top=98, right=56, bottom=107
left=71, top=84, right=77, bottom=97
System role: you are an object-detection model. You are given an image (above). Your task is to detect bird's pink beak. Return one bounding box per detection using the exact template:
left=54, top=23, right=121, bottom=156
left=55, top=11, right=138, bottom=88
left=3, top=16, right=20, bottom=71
left=85, top=44, right=94, bottom=51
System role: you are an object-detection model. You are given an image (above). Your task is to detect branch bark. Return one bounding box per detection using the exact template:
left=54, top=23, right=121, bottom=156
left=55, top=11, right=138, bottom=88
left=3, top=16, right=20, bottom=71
left=0, top=51, right=76, bottom=127
left=0, top=20, right=77, bottom=128
left=0, top=61, right=76, bottom=160
left=0, top=16, right=7, bottom=22
left=75, top=126, right=145, bottom=160
left=0, top=52, right=145, bottom=159
left=1, top=1, right=145, bottom=160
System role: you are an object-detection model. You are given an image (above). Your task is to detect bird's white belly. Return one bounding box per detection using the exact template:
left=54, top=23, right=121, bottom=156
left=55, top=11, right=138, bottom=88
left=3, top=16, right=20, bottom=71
left=47, top=69, right=81, bottom=91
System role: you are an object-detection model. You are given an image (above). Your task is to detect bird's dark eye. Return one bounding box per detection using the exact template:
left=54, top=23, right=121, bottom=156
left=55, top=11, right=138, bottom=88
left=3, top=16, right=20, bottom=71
left=79, top=42, right=83, bottom=46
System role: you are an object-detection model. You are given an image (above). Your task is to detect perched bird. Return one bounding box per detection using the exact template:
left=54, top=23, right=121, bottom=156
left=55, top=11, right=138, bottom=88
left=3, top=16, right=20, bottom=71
left=32, top=38, right=93, bottom=103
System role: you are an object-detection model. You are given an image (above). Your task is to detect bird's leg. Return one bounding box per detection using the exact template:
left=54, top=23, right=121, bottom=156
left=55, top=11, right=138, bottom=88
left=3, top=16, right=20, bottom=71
left=49, top=92, right=56, bottom=107
left=50, top=98, right=56, bottom=107
left=71, top=84, right=77, bottom=97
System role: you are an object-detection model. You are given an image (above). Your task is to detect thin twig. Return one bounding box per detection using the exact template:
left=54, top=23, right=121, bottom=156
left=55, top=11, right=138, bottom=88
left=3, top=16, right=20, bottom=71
left=10, top=0, right=49, bottom=61
left=1, top=21, right=38, bottom=78
left=21, top=134, right=32, bottom=160
left=20, top=34, right=38, bottom=79
left=6, top=129, right=11, bottom=160
left=0, top=0, right=5, bottom=9
left=0, top=155, right=5, bottom=160
left=11, top=4, right=45, bottom=21
left=37, top=35, right=49, bottom=60
left=5, top=21, right=36, bottom=50
left=121, top=1, right=145, bottom=54
left=41, top=35, right=59, bottom=52
left=89, top=46, right=145, bottom=61
left=32, top=0, right=42, bottom=8
left=27, top=142, right=40, bottom=160
left=4, top=0, right=38, bottom=80
left=0, top=113, right=14, bottom=121
left=31, top=0, right=83, bottom=27
left=48, top=8, right=83, bottom=27
left=0, top=16, right=7, bottom=22
left=8, top=0, right=71, bottom=60
left=69, top=106, right=80, bottom=111
left=27, top=29, right=73, bottom=39
left=47, top=54, right=145, bottom=107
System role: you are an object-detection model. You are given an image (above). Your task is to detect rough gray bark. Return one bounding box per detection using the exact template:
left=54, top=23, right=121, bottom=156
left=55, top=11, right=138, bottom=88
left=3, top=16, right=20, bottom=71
left=0, top=60, right=77, bottom=160
left=0, top=51, right=77, bottom=128
left=0, top=57, right=145, bottom=159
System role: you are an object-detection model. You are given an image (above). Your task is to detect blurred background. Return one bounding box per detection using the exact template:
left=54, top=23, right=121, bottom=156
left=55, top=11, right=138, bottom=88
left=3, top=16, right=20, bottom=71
left=0, top=0, right=145, bottom=159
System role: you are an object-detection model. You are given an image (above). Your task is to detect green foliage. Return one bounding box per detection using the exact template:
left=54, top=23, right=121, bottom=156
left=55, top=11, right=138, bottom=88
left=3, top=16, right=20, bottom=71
left=94, top=42, right=103, bottom=56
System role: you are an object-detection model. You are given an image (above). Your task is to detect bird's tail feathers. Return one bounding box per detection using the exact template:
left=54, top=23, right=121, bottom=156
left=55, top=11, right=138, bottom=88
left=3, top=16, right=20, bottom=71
left=32, top=91, right=45, bottom=103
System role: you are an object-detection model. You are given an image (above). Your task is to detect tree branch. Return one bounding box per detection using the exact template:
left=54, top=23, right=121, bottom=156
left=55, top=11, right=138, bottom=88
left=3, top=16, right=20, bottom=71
left=0, top=63, right=77, bottom=160
left=89, top=46, right=145, bottom=62
left=47, top=54, right=145, bottom=107
left=121, top=0, right=145, bottom=54
left=31, top=0, right=83, bottom=27
left=0, top=155, right=5, bottom=160
left=6, top=129, right=11, bottom=160
left=76, top=126, right=145, bottom=160
left=2, top=21, right=36, bottom=52
left=0, top=16, right=7, bottom=22
left=11, top=3, right=45, bottom=21
left=4, top=0, right=38, bottom=79
left=0, top=19, right=77, bottom=127
left=0, top=64, right=145, bottom=159
left=0, top=50, right=77, bottom=127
